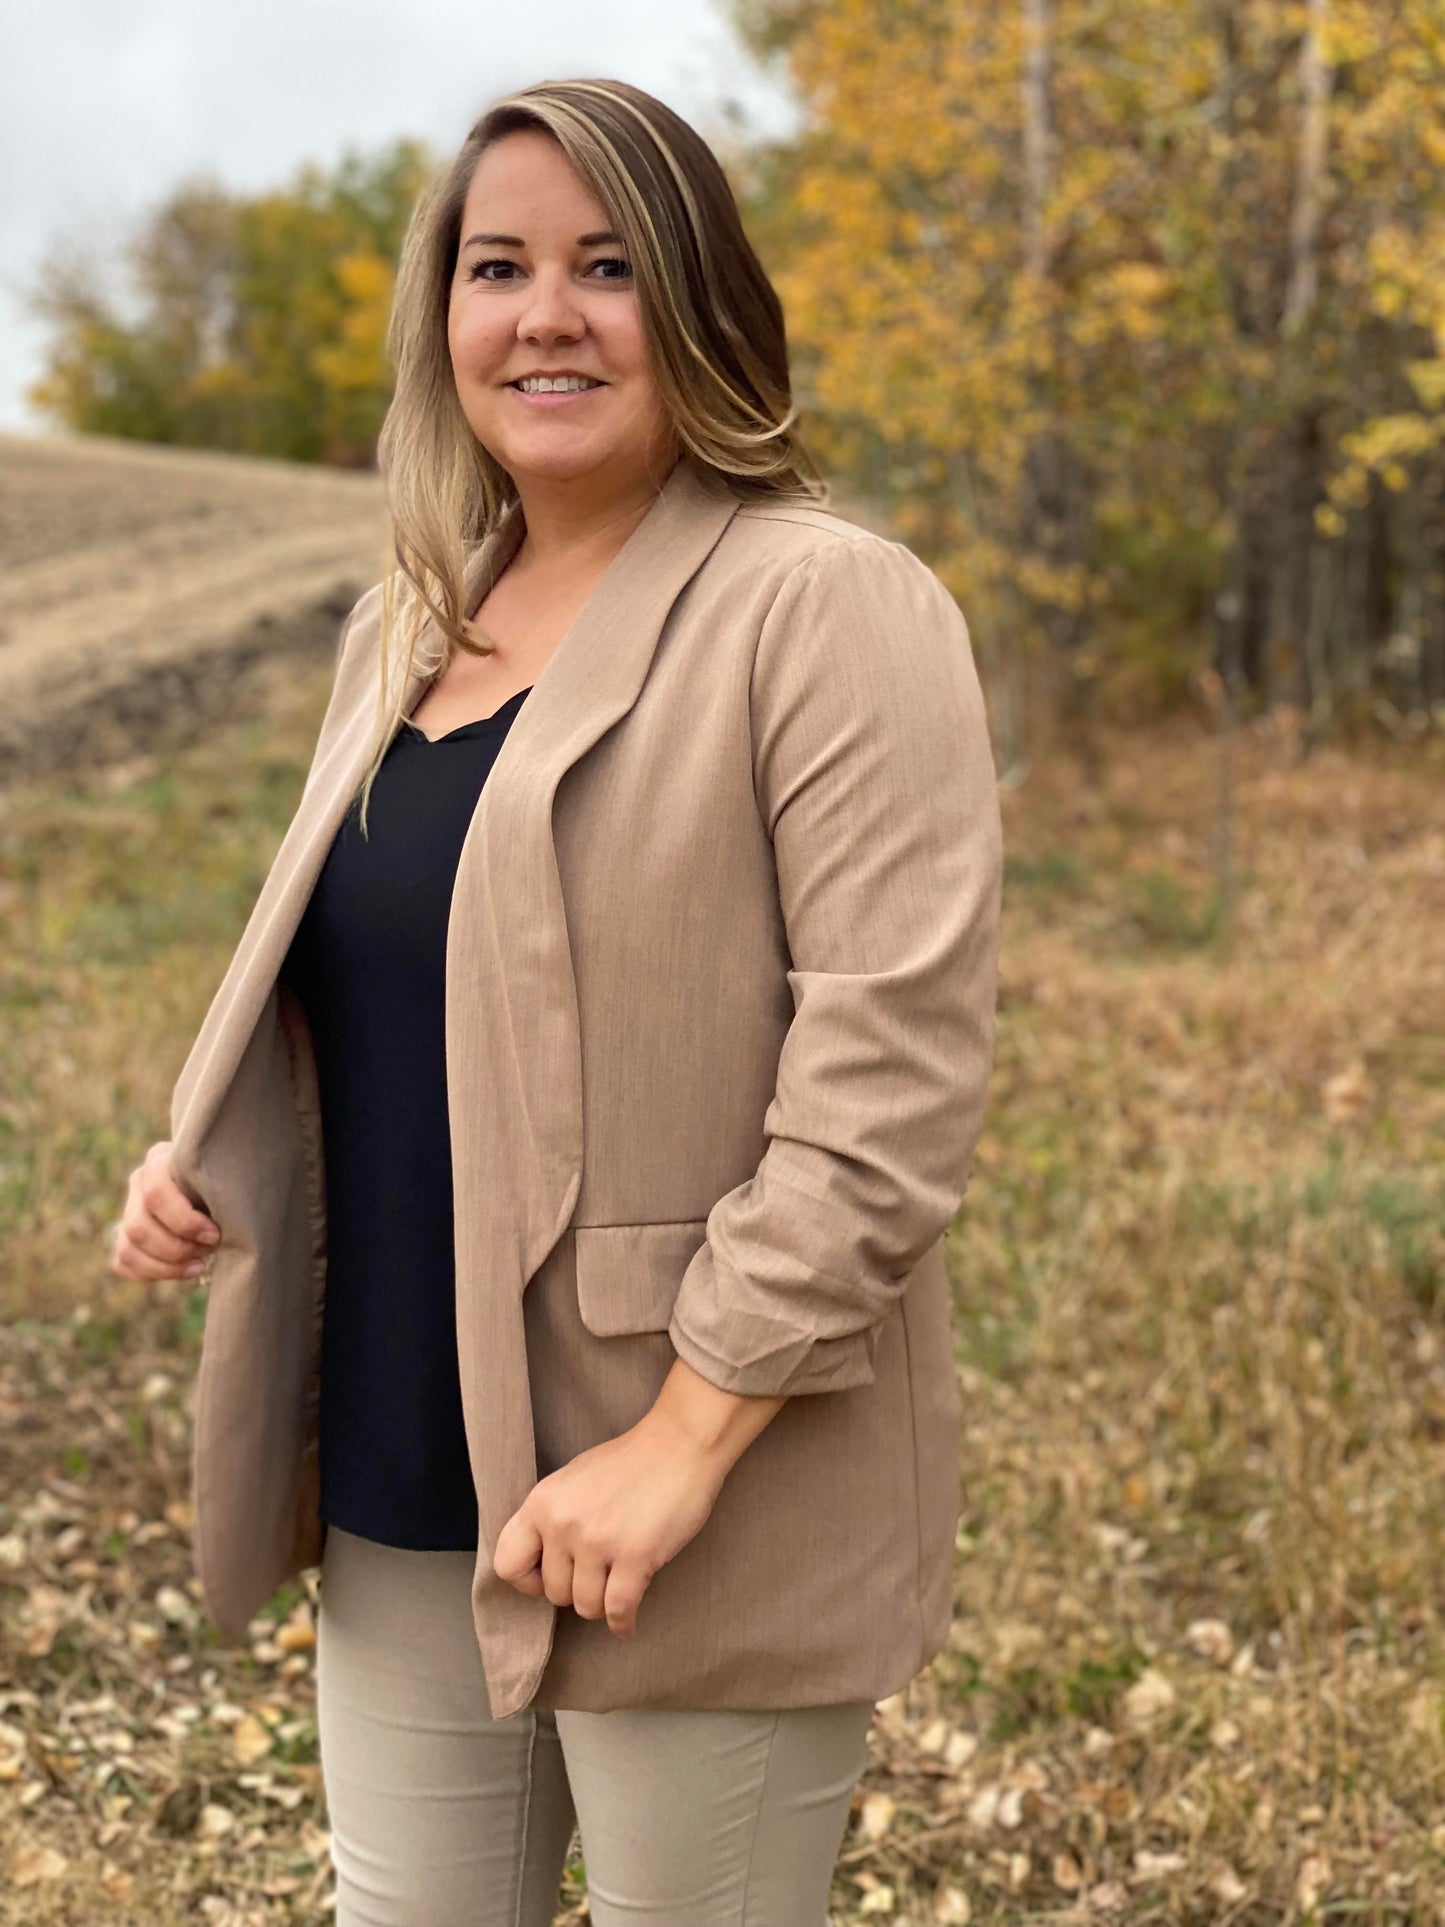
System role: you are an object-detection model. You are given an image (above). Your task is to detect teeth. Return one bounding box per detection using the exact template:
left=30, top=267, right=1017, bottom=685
left=517, top=375, right=599, bottom=393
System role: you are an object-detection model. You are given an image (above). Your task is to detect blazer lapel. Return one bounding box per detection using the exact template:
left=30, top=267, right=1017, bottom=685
left=445, top=457, right=740, bottom=1290
left=439, top=457, right=740, bottom=1712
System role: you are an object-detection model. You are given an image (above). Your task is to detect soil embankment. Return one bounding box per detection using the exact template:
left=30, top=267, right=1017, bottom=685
left=0, top=433, right=391, bottom=786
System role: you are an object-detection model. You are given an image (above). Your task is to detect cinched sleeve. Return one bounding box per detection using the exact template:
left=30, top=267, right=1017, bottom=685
left=665, top=535, right=1003, bottom=1397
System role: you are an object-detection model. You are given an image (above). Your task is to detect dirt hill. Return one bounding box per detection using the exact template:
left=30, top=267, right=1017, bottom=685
left=0, top=433, right=391, bottom=786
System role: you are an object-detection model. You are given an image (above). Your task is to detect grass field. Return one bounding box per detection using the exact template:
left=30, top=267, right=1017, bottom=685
left=1, top=642, right=1442, bottom=1921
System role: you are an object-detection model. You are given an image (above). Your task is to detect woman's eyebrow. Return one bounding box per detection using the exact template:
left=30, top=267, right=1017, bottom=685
left=459, top=230, right=623, bottom=251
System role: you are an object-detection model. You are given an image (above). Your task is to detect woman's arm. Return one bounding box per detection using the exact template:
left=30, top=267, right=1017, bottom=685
left=643, top=1355, right=787, bottom=1465
left=665, top=534, right=1003, bottom=1397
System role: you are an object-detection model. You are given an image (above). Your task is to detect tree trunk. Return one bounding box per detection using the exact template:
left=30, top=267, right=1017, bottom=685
left=1273, top=0, right=1334, bottom=742
left=1282, top=0, right=1333, bottom=341
left=1019, top=0, right=1093, bottom=728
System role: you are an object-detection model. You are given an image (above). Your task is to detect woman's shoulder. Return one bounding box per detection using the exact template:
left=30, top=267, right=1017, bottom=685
left=727, top=492, right=899, bottom=558
left=710, top=496, right=978, bottom=708
left=716, top=494, right=947, bottom=605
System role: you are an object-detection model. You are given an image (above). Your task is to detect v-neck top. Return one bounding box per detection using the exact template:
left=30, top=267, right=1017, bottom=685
left=279, top=685, right=532, bottom=1549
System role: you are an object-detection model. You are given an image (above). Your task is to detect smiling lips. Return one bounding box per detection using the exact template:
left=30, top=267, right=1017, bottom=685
left=510, top=373, right=606, bottom=397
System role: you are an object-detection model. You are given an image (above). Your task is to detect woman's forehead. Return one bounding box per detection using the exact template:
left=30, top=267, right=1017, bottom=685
left=461, top=133, right=608, bottom=236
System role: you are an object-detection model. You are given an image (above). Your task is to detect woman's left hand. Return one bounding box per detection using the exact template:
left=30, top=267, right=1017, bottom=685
left=493, top=1357, right=787, bottom=1635
left=492, top=1406, right=727, bottom=1636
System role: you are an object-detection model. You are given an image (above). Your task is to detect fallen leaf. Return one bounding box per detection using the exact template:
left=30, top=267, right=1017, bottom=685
left=858, top=1791, right=896, bottom=1841
left=1184, top=1618, right=1234, bottom=1665
left=966, top=1784, right=1000, bottom=1831
left=231, top=1714, right=273, bottom=1766
left=1133, top=1848, right=1187, bottom=1879
left=1210, top=1866, right=1248, bottom=1903
left=1297, top=1854, right=1331, bottom=1909
left=155, top=1584, right=196, bottom=1626
left=11, top=1843, right=68, bottom=1886
left=1122, top=1668, right=1176, bottom=1728
left=1053, top=1850, right=1084, bottom=1892
left=1087, top=1882, right=1128, bottom=1913
left=100, top=1863, right=135, bottom=1902
left=997, top=1785, right=1025, bottom=1830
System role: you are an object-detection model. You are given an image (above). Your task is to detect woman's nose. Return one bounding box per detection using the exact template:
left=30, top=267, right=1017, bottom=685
left=518, top=269, right=585, bottom=344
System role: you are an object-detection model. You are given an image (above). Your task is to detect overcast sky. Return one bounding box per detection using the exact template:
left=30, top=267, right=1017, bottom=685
left=0, top=1, right=796, bottom=432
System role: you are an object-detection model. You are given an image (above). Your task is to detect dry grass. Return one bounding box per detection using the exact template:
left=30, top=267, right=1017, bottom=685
left=1, top=675, right=1442, bottom=1923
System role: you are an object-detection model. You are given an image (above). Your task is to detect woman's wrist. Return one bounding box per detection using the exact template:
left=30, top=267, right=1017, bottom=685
left=641, top=1356, right=786, bottom=1477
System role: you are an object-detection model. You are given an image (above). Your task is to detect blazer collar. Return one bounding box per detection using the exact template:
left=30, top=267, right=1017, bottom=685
left=405, top=453, right=737, bottom=758
left=173, top=456, right=741, bottom=1173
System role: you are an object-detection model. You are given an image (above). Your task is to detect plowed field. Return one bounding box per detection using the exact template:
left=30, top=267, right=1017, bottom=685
left=0, top=433, right=390, bottom=786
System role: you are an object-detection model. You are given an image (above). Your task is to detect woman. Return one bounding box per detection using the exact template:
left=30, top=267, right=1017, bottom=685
left=110, top=77, right=1003, bottom=1926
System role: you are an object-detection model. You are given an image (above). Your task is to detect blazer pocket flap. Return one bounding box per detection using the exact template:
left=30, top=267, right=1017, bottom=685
left=573, top=1219, right=710, bottom=1337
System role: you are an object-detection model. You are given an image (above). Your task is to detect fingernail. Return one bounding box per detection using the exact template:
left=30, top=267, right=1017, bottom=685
left=200, top=1227, right=221, bottom=1244
left=184, top=1260, right=206, bottom=1275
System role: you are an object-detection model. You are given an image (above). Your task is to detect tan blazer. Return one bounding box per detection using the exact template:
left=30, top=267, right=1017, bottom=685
left=168, top=457, right=1003, bottom=1720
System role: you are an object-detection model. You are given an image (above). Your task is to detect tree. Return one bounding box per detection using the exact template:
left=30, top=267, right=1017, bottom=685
left=27, top=139, right=434, bottom=468
left=733, top=0, right=1445, bottom=735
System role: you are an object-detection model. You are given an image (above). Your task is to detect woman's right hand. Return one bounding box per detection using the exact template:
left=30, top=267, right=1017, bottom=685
left=109, top=1141, right=221, bottom=1281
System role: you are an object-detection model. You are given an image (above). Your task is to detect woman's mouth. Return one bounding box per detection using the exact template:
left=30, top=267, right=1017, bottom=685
left=509, top=374, right=606, bottom=402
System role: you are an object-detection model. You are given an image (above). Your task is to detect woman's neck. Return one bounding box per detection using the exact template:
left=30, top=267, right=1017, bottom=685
left=509, top=460, right=676, bottom=578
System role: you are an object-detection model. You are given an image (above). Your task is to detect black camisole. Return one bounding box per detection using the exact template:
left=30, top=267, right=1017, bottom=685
left=279, top=686, right=532, bottom=1549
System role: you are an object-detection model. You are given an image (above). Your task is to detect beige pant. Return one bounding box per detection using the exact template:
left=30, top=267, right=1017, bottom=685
left=315, top=1527, right=876, bottom=1925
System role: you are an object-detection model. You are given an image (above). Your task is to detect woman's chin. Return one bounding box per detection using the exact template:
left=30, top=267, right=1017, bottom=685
left=494, top=441, right=638, bottom=491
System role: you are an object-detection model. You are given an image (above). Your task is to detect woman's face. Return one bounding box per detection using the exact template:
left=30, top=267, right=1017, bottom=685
left=447, top=129, right=677, bottom=498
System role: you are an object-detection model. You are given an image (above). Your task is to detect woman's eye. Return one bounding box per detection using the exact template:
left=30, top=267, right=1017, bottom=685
left=462, top=255, right=631, bottom=284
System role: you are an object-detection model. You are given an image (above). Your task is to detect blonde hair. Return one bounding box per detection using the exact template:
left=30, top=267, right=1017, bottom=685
left=356, top=76, right=826, bottom=835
